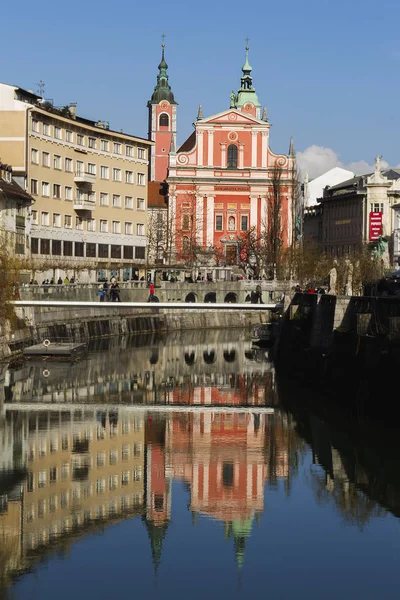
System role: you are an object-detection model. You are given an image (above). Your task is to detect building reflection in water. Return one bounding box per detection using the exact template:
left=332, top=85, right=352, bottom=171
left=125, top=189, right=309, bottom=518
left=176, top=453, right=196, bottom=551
left=0, top=407, right=302, bottom=587
left=0, top=330, right=305, bottom=589
left=3, top=332, right=396, bottom=592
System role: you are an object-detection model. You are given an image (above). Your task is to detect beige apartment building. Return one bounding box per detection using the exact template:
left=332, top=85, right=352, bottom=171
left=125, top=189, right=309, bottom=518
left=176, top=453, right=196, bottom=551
left=0, top=83, right=153, bottom=282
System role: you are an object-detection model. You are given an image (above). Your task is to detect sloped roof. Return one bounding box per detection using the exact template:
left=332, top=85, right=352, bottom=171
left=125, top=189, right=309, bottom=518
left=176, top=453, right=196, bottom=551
left=148, top=181, right=167, bottom=208
left=0, top=178, right=32, bottom=202
left=177, top=131, right=196, bottom=153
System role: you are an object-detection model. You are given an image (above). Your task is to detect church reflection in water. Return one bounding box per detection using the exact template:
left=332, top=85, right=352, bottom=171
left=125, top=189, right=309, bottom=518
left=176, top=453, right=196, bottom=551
left=0, top=332, right=305, bottom=587
left=2, top=331, right=394, bottom=592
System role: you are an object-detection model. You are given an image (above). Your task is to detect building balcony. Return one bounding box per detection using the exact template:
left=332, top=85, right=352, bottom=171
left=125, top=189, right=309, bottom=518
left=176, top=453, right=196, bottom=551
left=74, top=198, right=95, bottom=211
left=74, top=171, right=96, bottom=185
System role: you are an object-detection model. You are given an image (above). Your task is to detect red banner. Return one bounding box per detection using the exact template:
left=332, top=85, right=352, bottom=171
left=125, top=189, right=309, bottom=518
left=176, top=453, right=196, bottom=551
left=369, top=212, right=382, bottom=241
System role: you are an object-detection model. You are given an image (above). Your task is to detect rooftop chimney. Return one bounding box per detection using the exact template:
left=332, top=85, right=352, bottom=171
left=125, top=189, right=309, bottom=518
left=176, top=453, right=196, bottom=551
left=69, top=103, right=77, bottom=119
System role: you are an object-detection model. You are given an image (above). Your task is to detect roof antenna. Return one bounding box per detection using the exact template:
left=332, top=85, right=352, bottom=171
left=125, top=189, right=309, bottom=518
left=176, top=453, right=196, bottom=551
left=35, top=80, right=45, bottom=96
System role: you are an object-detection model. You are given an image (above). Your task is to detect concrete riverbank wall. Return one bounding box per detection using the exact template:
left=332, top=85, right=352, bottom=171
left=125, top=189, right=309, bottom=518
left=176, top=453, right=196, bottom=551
left=2, top=304, right=270, bottom=360
left=274, top=293, right=400, bottom=417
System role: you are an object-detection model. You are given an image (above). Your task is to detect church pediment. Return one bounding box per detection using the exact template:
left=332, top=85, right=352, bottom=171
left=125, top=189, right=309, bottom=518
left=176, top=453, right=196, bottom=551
left=200, top=109, right=266, bottom=126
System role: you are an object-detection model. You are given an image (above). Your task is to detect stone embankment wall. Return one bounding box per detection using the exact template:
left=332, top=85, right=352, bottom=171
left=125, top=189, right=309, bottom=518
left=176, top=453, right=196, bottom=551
left=274, top=293, right=400, bottom=415
left=3, top=304, right=270, bottom=360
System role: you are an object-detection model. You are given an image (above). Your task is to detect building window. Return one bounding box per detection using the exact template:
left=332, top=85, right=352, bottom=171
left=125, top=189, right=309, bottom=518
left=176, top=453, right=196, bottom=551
left=182, top=213, right=190, bottom=231
left=100, top=192, right=109, bottom=206
left=96, top=479, right=105, bottom=494
left=111, top=245, right=121, bottom=259
left=50, top=467, right=57, bottom=482
left=125, top=170, right=133, bottom=184
left=125, top=196, right=133, bottom=209
left=126, top=145, right=133, bottom=157
left=98, top=243, right=108, bottom=258
left=138, top=147, right=146, bottom=159
left=52, top=213, right=61, bottom=227
left=88, top=137, right=96, bottom=149
left=31, top=238, right=39, bottom=254
left=65, top=186, right=73, bottom=201
left=64, top=241, right=73, bottom=256
left=41, top=239, right=50, bottom=254
left=31, top=179, right=38, bottom=195
left=133, top=467, right=142, bottom=482
left=100, top=166, right=109, bottom=179
left=112, top=221, right=121, bottom=234
left=76, top=160, right=84, bottom=175
left=64, top=215, right=72, bottom=229
left=215, top=215, right=223, bottom=231
left=87, top=218, right=95, bottom=232
left=66, top=130, right=73, bottom=143
left=113, top=142, right=122, bottom=155
left=31, top=148, right=39, bottom=164
left=137, top=173, right=145, bottom=186
left=31, top=210, right=38, bottom=224
left=100, top=139, right=109, bottom=152
left=75, top=242, right=84, bottom=257
left=54, top=126, right=62, bottom=140
left=42, top=182, right=50, bottom=197
left=53, top=155, right=62, bottom=169
left=136, top=223, right=145, bottom=236
left=43, top=122, right=50, bottom=136
left=77, top=133, right=85, bottom=146
left=125, top=222, right=132, bottom=235
left=137, top=197, right=145, bottom=210
left=228, top=215, right=236, bottom=231
left=109, top=475, right=118, bottom=490
left=159, top=114, right=169, bottom=128
left=123, top=246, right=133, bottom=259
left=52, top=239, right=61, bottom=255
left=86, top=243, right=96, bottom=257
left=65, top=157, right=73, bottom=172
left=241, top=215, right=249, bottom=231
left=100, top=220, right=108, bottom=233
left=42, top=152, right=50, bottom=167
left=135, top=246, right=145, bottom=259
left=76, top=217, right=83, bottom=230
left=113, top=168, right=121, bottom=182
left=88, top=163, right=96, bottom=175
left=32, top=119, right=39, bottom=133
left=227, top=144, right=238, bottom=169
left=121, top=471, right=130, bottom=486
left=53, top=184, right=61, bottom=199
left=112, top=194, right=121, bottom=208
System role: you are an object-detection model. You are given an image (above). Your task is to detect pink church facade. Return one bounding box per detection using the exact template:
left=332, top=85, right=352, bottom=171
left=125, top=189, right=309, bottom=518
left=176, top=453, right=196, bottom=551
left=148, top=45, right=295, bottom=266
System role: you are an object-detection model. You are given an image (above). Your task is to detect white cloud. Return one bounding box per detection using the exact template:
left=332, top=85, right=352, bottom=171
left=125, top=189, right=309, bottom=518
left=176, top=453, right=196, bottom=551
left=296, top=145, right=389, bottom=180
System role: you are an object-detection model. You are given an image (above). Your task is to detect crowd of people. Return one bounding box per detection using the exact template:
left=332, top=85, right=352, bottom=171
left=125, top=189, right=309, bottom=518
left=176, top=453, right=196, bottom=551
left=98, top=280, right=121, bottom=302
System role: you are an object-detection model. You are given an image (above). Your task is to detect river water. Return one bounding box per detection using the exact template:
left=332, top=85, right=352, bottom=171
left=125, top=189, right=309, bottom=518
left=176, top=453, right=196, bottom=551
left=1, top=330, right=400, bottom=599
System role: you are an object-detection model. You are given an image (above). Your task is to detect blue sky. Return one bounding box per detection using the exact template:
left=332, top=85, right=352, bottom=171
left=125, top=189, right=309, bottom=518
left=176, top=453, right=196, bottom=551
left=3, top=0, right=400, bottom=177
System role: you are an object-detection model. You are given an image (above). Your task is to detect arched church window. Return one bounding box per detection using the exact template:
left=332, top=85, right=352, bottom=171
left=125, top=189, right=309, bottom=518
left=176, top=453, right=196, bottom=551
left=227, top=144, right=238, bottom=169
left=159, top=113, right=169, bottom=128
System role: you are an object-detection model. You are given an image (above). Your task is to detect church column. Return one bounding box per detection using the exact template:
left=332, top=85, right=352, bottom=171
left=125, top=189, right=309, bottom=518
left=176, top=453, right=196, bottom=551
left=196, top=196, right=204, bottom=245
left=261, top=131, right=268, bottom=168
left=238, top=143, right=244, bottom=169
left=169, top=188, right=177, bottom=261
left=220, top=143, right=227, bottom=168
left=206, top=195, right=215, bottom=247
left=251, top=132, right=258, bottom=168
left=207, top=130, right=214, bottom=166
left=250, top=195, right=258, bottom=228
left=197, top=130, right=204, bottom=166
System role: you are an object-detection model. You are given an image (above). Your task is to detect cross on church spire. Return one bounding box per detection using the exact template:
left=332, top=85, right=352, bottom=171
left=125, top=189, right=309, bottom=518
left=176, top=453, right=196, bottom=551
left=161, top=33, right=166, bottom=47
left=245, top=36, right=250, bottom=49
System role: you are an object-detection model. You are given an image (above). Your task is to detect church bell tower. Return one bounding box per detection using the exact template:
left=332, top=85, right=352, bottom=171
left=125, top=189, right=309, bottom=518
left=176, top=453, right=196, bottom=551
left=147, top=40, right=178, bottom=182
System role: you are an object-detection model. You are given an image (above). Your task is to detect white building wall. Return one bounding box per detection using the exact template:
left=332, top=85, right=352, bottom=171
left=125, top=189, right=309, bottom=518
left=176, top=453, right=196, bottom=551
left=305, top=167, right=354, bottom=207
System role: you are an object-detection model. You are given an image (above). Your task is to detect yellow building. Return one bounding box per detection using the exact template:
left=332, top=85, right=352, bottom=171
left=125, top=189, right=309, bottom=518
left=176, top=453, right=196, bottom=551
left=0, top=83, right=153, bottom=282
